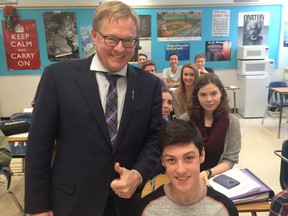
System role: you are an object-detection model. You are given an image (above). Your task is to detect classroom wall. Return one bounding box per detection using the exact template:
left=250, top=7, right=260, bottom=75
left=0, top=1, right=286, bottom=117
left=14, top=0, right=284, bottom=7
left=0, top=4, right=283, bottom=76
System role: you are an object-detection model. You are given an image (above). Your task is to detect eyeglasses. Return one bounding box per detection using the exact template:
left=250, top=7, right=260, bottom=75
left=95, top=29, right=138, bottom=48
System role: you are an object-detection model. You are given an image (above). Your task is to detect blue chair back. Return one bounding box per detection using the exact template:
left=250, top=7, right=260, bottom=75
left=267, top=81, right=288, bottom=103
left=10, top=112, right=32, bottom=124
left=280, top=140, right=288, bottom=190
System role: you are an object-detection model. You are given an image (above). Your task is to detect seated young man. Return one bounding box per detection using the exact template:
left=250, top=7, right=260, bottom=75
left=194, top=53, right=214, bottom=76
left=141, top=60, right=167, bottom=88
left=162, top=87, right=173, bottom=121
left=134, top=119, right=238, bottom=216
left=137, top=53, right=147, bottom=68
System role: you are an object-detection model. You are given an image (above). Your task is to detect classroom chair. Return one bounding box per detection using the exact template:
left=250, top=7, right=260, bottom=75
left=262, top=81, right=288, bottom=124
left=274, top=140, right=288, bottom=190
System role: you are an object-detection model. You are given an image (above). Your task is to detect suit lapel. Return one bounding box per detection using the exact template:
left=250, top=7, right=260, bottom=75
left=74, top=56, right=111, bottom=148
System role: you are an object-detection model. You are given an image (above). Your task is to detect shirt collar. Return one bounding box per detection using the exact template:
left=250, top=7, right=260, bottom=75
left=90, top=53, right=127, bottom=77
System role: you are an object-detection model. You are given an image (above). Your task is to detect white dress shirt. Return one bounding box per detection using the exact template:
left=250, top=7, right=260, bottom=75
left=90, top=53, right=127, bottom=129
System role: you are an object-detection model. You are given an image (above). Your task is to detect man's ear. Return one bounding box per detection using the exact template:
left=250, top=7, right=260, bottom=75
left=200, top=147, right=205, bottom=164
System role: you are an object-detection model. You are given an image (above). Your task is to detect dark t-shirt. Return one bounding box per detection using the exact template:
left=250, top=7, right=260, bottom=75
left=205, top=67, right=215, bottom=73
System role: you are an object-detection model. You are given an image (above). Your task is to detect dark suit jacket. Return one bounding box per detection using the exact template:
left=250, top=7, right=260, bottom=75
left=25, top=55, right=163, bottom=216
left=205, top=67, right=214, bottom=73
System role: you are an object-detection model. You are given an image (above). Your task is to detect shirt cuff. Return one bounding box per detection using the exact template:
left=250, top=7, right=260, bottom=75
left=131, top=169, right=143, bottom=185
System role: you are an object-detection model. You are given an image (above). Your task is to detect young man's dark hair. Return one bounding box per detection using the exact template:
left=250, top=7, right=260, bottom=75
left=141, top=60, right=157, bottom=71
left=168, top=52, right=179, bottom=60
left=158, top=119, right=203, bottom=154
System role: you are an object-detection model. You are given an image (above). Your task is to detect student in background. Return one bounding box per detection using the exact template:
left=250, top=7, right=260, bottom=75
left=137, top=53, right=147, bottom=68
left=162, top=87, right=173, bottom=121
left=194, top=53, right=214, bottom=76
left=183, top=73, right=241, bottom=185
left=0, top=130, right=12, bottom=199
left=141, top=60, right=167, bottom=88
left=133, top=119, right=238, bottom=216
left=269, top=189, right=288, bottom=216
left=162, top=53, right=182, bottom=88
left=172, top=63, right=199, bottom=118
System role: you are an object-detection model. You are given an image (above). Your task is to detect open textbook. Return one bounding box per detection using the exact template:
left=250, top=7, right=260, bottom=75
left=209, top=168, right=274, bottom=204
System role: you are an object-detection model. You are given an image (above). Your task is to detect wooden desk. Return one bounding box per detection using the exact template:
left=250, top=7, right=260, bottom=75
left=6, top=132, right=28, bottom=142
left=225, top=86, right=240, bottom=113
left=236, top=201, right=270, bottom=216
left=270, top=87, right=288, bottom=138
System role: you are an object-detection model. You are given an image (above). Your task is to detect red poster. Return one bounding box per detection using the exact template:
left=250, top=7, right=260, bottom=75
left=2, top=20, right=41, bottom=70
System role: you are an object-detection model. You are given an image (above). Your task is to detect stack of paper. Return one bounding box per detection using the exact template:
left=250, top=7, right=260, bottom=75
left=209, top=168, right=274, bottom=204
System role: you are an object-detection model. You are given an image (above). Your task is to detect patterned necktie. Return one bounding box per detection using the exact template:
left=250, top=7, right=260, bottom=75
left=104, top=73, right=120, bottom=145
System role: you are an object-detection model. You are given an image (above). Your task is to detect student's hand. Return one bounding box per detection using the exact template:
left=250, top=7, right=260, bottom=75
left=200, top=170, right=210, bottom=186
left=110, top=162, right=141, bottom=199
left=30, top=211, right=54, bottom=216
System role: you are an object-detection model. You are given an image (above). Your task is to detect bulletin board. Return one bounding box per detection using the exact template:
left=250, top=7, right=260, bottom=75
left=0, top=4, right=282, bottom=75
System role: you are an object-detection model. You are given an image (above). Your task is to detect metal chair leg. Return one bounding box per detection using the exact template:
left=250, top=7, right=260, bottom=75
left=7, top=189, right=25, bottom=215
left=262, top=107, right=268, bottom=124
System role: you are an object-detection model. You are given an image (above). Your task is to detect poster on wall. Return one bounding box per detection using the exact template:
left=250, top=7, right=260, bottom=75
left=165, top=43, right=190, bottom=61
left=212, top=10, right=230, bottom=37
left=131, top=15, right=152, bottom=62
left=284, top=22, right=288, bottom=47
left=157, top=10, right=202, bottom=42
left=43, top=12, right=79, bottom=61
left=0, top=0, right=17, bottom=4
left=205, top=40, right=231, bottom=61
left=80, top=25, right=95, bottom=58
left=2, top=20, right=41, bottom=70
left=238, top=12, right=270, bottom=46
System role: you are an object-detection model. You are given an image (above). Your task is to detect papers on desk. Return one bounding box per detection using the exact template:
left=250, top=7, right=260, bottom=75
left=225, top=85, right=240, bottom=90
left=23, top=107, right=33, bottom=113
left=209, top=168, right=274, bottom=204
left=8, top=132, right=29, bottom=138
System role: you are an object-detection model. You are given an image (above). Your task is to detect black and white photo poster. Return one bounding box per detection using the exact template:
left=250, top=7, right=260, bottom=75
left=43, top=12, right=79, bottom=61
left=238, top=12, right=269, bottom=46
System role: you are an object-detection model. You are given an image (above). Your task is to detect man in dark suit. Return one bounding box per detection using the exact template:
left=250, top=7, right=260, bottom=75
left=25, top=1, right=163, bottom=216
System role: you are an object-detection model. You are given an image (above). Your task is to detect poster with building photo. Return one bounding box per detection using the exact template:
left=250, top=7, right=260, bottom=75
left=205, top=40, right=231, bottom=61
left=131, top=15, right=151, bottom=62
left=157, top=10, right=202, bottom=41
left=43, top=12, right=79, bottom=61
left=238, top=12, right=269, bottom=46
